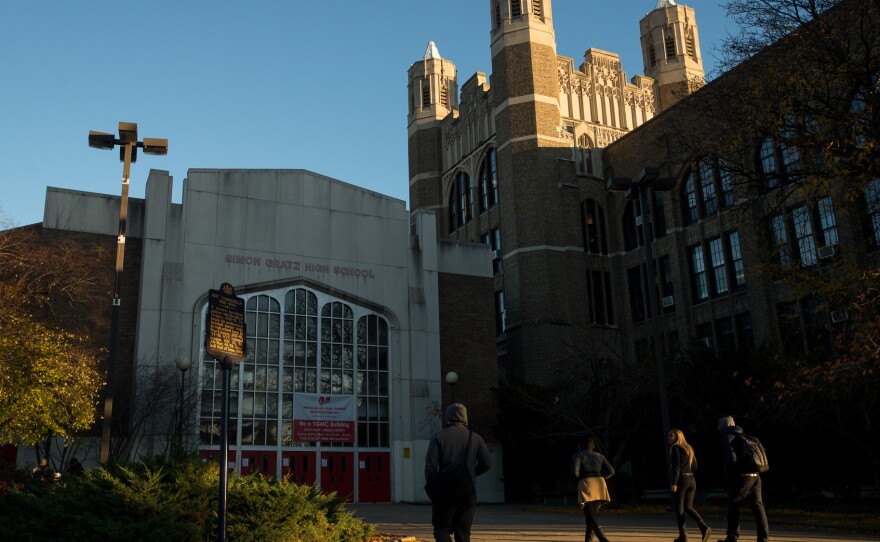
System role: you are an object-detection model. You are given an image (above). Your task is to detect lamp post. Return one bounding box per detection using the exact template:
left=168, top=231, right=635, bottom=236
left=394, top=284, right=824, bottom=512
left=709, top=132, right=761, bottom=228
left=607, top=167, right=674, bottom=474
left=445, top=371, right=459, bottom=404
left=89, top=122, right=167, bottom=463
left=175, top=357, right=192, bottom=454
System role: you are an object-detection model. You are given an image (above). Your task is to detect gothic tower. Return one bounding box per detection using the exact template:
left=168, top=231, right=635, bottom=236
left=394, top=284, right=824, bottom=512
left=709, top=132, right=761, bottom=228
left=407, top=42, right=458, bottom=222
left=640, top=0, right=704, bottom=111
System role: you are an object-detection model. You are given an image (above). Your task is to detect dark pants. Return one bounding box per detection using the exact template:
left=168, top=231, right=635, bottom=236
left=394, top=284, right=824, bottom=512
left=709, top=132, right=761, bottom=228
left=432, top=493, right=477, bottom=542
left=726, top=474, right=769, bottom=542
left=582, top=501, right=603, bottom=540
left=674, top=475, right=706, bottom=534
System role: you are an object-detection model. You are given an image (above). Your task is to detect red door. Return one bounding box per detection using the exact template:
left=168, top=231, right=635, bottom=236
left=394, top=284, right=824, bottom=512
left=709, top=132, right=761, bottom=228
left=241, top=451, right=277, bottom=477
left=320, top=451, right=354, bottom=502
left=358, top=452, right=391, bottom=503
left=282, top=451, right=316, bottom=485
left=199, top=449, right=237, bottom=475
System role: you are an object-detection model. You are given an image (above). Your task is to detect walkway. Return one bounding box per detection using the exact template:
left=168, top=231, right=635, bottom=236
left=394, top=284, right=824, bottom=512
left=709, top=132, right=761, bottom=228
left=349, top=503, right=877, bottom=542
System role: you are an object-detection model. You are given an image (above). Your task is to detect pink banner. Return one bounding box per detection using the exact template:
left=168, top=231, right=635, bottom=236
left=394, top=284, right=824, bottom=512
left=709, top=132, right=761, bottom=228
left=293, top=394, right=355, bottom=443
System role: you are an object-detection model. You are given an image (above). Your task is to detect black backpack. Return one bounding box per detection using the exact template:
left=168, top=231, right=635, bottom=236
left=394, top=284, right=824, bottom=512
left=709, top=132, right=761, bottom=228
left=736, top=433, right=769, bottom=473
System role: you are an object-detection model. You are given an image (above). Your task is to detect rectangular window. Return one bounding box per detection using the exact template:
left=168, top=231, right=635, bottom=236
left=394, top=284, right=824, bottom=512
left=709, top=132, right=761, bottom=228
left=582, top=200, right=607, bottom=254
left=716, top=317, right=735, bottom=349
left=727, top=231, right=746, bottom=288
left=777, top=301, right=805, bottom=356
left=494, top=290, right=506, bottom=336
left=484, top=228, right=502, bottom=274
left=708, top=237, right=728, bottom=295
left=735, top=312, right=754, bottom=349
left=688, top=245, right=709, bottom=302
left=627, top=266, right=646, bottom=322
left=511, top=0, right=522, bottom=17
left=867, top=179, right=880, bottom=246
left=695, top=322, right=713, bottom=348
left=792, top=205, right=817, bottom=266
left=684, top=173, right=698, bottom=224
left=588, top=269, right=614, bottom=325
left=817, top=197, right=839, bottom=247
left=770, top=213, right=791, bottom=267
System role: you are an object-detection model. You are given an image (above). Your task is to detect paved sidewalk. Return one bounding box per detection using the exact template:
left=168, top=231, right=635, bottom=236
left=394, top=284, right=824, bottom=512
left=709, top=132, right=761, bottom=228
left=349, top=503, right=877, bottom=542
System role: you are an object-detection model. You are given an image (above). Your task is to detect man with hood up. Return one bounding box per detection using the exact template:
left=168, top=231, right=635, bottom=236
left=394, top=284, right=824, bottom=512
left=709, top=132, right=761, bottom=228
left=425, top=403, right=492, bottom=542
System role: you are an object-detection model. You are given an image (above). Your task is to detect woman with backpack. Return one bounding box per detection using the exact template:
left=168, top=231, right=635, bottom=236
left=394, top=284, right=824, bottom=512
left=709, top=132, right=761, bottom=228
left=668, top=429, right=711, bottom=542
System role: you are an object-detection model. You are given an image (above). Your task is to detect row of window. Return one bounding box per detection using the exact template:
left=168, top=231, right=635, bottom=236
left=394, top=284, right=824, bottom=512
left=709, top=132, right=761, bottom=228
left=449, top=149, right=499, bottom=232
left=770, top=197, right=839, bottom=268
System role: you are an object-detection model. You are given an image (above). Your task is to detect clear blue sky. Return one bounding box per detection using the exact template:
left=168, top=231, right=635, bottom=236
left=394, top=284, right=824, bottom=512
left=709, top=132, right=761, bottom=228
left=0, top=1, right=735, bottom=227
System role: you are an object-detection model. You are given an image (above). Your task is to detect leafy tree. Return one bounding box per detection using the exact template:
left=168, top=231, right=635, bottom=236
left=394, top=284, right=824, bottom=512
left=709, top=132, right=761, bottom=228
left=0, top=218, right=106, bottom=450
left=0, top=307, right=102, bottom=445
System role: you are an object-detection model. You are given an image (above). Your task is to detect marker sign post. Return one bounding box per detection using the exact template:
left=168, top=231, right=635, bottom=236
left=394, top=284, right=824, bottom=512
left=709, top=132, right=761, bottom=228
left=205, top=283, right=246, bottom=542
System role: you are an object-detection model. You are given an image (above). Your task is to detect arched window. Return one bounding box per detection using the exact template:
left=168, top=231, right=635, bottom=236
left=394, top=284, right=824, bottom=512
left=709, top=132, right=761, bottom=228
left=478, top=148, right=498, bottom=212
left=199, top=287, right=390, bottom=451
left=682, top=157, right=734, bottom=225
left=577, top=134, right=594, bottom=175
left=449, top=171, right=472, bottom=232
left=683, top=169, right=699, bottom=225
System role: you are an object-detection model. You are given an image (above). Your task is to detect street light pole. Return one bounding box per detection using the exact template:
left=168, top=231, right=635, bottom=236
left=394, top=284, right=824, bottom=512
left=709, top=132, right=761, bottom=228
left=89, top=123, right=167, bottom=464
left=445, top=371, right=458, bottom=405
left=608, top=167, right=673, bottom=478
left=175, top=357, right=192, bottom=454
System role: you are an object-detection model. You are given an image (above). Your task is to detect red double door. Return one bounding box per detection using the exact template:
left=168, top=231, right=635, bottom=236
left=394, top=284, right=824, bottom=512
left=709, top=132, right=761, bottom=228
left=314, top=451, right=392, bottom=503
left=198, top=449, right=390, bottom=503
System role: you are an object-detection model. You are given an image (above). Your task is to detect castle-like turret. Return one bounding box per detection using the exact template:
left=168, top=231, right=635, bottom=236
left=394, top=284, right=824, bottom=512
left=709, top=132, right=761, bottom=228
left=640, top=0, right=705, bottom=111
left=407, top=42, right=458, bottom=222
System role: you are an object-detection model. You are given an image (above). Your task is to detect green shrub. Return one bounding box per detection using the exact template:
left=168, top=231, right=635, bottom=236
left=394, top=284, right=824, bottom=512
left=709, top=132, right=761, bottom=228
left=0, top=455, right=374, bottom=542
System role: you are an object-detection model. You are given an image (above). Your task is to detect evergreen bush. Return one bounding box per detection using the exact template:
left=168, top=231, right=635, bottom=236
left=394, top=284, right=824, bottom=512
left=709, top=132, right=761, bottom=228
left=0, top=455, right=374, bottom=542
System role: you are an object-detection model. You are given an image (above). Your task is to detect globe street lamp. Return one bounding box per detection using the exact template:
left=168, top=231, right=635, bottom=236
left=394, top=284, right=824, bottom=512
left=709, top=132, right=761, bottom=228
left=89, top=122, right=167, bottom=463
left=445, top=371, right=459, bottom=404
left=175, top=357, right=192, bottom=453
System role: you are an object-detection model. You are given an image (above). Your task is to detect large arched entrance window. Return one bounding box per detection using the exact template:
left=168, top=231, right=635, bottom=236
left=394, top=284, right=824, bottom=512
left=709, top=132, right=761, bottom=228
left=199, top=287, right=391, bottom=451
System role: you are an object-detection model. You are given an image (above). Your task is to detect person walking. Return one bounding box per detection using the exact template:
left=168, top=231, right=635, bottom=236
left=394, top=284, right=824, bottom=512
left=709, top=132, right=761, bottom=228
left=668, top=429, right=711, bottom=542
left=424, top=403, right=492, bottom=542
left=571, top=436, right=615, bottom=542
left=718, top=416, right=769, bottom=542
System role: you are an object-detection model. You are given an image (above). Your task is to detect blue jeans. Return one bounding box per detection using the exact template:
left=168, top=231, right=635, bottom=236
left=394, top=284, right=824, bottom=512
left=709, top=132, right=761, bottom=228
left=432, top=493, right=477, bottom=542
left=726, top=474, right=769, bottom=542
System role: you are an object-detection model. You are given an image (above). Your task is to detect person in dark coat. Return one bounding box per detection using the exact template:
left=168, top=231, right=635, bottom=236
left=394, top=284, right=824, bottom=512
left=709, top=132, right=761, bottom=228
left=424, top=403, right=492, bottom=542
left=668, top=429, right=711, bottom=542
left=571, top=436, right=615, bottom=542
left=718, top=416, right=769, bottom=542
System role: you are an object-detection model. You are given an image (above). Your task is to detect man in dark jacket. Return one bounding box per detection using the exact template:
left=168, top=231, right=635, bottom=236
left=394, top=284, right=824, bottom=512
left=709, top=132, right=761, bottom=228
left=425, top=403, right=492, bottom=542
left=718, top=416, right=769, bottom=542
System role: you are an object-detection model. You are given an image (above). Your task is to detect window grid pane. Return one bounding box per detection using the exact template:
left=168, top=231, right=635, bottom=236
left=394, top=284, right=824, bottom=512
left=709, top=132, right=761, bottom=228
left=728, top=231, right=746, bottom=287
left=770, top=214, right=791, bottom=267
left=793, top=205, right=817, bottom=266
left=817, top=197, right=839, bottom=246
left=709, top=237, right=728, bottom=294
left=689, top=245, right=709, bottom=301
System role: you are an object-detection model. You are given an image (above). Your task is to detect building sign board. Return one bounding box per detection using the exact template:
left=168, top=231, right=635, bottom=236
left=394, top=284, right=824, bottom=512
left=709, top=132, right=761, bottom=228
left=205, top=283, right=246, bottom=364
left=293, top=394, right=355, bottom=442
